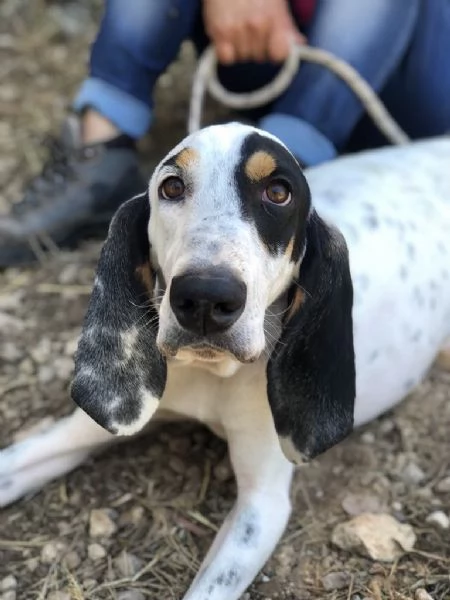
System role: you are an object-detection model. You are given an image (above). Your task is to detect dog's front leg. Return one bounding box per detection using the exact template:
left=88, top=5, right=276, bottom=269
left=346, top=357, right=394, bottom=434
left=183, top=377, right=294, bottom=600
left=0, top=408, right=115, bottom=507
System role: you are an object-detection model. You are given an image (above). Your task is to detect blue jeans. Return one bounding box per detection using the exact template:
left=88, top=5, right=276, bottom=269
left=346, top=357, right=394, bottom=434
left=73, top=0, right=450, bottom=166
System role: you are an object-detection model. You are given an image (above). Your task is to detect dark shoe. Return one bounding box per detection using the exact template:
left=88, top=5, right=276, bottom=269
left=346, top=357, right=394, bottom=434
left=0, top=115, right=146, bottom=268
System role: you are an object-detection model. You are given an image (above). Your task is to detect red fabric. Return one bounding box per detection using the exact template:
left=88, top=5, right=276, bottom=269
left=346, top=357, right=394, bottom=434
left=290, top=0, right=316, bottom=25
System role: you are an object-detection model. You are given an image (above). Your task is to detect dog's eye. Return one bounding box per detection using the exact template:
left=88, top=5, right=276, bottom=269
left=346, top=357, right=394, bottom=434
left=263, top=180, right=291, bottom=205
left=160, top=176, right=185, bottom=200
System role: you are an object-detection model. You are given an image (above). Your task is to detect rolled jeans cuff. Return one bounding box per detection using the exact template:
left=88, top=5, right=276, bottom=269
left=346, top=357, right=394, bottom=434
left=73, top=77, right=152, bottom=139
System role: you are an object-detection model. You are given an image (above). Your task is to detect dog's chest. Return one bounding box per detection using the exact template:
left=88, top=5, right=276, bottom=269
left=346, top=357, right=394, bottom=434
left=158, top=359, right=268, bottom=428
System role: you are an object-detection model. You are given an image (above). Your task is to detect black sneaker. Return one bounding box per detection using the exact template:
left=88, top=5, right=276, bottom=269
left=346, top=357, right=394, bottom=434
left=0, top=115, right=146, bottom=268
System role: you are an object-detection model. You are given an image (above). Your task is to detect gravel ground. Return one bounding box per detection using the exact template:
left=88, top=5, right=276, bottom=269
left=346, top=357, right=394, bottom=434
left=0, top=3, right=449, bottom=599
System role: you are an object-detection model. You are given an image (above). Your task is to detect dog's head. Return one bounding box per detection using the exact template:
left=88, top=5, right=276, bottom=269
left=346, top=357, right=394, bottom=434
left=71, top=123, right=355, bottom=461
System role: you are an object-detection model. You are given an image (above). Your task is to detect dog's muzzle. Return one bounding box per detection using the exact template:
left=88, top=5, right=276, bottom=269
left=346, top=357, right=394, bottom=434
left=170, top=269, right=247, bottom=336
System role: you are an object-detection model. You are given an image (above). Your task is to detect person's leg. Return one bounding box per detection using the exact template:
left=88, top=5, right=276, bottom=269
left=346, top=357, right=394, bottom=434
left=259, top=0, right=420, bottom=165
left=381, top=0, right=450, bottom=139
left=0, top=0, right=202, bottom=268
left=74, top=0, right=202, bottom=141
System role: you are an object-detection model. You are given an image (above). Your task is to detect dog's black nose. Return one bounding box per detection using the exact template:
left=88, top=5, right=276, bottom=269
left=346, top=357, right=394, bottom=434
left=170, top=270, right=247, bottom=335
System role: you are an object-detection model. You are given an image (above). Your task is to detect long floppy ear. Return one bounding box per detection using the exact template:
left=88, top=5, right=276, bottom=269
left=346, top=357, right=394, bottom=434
left=70, top=192, right=167, bottom=436
left=267, top=210, right=355, bottom=463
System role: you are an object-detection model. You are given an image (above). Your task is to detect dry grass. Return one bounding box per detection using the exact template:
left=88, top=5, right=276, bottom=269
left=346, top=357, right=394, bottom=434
left=0, top=3, right=449, bottom=599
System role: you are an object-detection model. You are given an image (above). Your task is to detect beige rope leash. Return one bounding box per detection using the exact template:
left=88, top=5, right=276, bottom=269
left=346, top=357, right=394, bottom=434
left=188, top=43, right=410, bottom=145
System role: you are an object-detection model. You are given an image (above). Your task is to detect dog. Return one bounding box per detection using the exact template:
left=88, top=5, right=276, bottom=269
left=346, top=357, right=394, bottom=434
left=1, top=123, right=449, bottom=600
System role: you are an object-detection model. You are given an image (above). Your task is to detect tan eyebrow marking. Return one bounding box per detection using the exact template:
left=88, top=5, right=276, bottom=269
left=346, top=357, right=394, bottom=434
left=244, top=151, right=277, bottom=182
left=285, top=287, right=305, bottom=323
left=175, top=147, right=199, bottom=170
left=285, top=237, right=295, bottom=258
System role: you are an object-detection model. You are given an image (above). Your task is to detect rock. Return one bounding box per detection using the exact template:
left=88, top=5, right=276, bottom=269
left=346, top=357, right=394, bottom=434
left=40, top=541, right=67, bottom=564
left=114, top=550, right=144, bottom=577
left=342, top=493, right=384, bottom=517
left=88, top=543, right=107, bottom=561
left=1, top=591, right=16, bottom=600
left=64, top=550, right=81, bottom=570
left=360, top=431, right=375, bottom=444
left=213, top=455, right=233, bottom=482
left=0, top=342, right=23, bottom=362
left=89, top=508, right=117, bottom=538
left=118, top=506, right=145, bottom=527
left=425, top=510, right=449, bottom=529
left=38, top=364, right=56, bottom=385
left=415, top=589, right=434, bottom=600
left=47, top=592, right=71, bottom=600
left=64, top=335, right=80, bottom=357
left=435, top=476, right=450, bottom=493
left=53, top=356, right=74, bottom=381
left=399, top=459, right=426, bottom=485
left=1, top=577, right=17, bottom=592
left=117, top=592, right=146, bottom=600
left=0, top=312, right=24, bottom=334
left=30, top=337, right=52, bottom=364
left=331, top=513, right=416, bottom=562
left=321, top=571, right=351, bottom=591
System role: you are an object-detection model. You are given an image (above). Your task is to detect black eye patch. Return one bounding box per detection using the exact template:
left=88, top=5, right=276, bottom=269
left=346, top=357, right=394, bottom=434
left=234, top=132, right=311, bottom=261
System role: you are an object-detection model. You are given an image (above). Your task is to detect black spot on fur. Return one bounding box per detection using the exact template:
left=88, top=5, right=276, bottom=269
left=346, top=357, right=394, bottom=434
left=363, top=214, right=379, bottom=230
left=400, top=265, right=408, bottom=280
left=234, top=132, right=311, bottom=261
left=406, top=243, right=416, bottom=260
left=369, top=349, right=379, bottom=363
left=413, top=287, right=425, bottom=307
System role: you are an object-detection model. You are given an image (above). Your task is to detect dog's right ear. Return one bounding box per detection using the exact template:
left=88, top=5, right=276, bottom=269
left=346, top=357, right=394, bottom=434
left=71, top=192, right=167, bottom=436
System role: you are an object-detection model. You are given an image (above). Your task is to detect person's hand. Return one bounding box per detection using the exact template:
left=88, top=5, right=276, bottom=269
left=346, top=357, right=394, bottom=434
left=203, top=0, right=306, bottom=64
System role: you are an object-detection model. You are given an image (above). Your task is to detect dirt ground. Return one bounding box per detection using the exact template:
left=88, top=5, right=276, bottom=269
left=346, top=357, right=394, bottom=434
left=0, top=3, right=449, bottom=599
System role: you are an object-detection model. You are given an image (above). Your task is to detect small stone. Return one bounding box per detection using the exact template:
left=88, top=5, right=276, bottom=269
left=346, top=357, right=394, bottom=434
left=331, top=513, right=416, bottom=562
left=58, top=263, right=79, bottom=285
left=64, top=550, right=81, bottom=570
left=114, top=550, right=144, bottom=577
left=401, top=461, right=426, bottom=485
left=64, top=335, right=80, bottom=357
left=0, top=312, right=24, bottom=334
left=47, top=592, right=71, bottom=600
left=1, top=577, right=17, bottom=591
left=117, top=592, right=146, bottom=600
left=38, top=364, right=56, bottom=385
left=213, top=455, right=233, bottom=482
left=30, top=337, right=52, bottom=364
left=342, top=493, right=384, bottom=516
left=117, top=592, right=145, bottom=600
left=0, top=342, right=23, bottom=362
left=118, top=506, right=145, bottom=527
left=435, top=476, right=450, bottom=493
left=40, top=541, right=67, bottom=564
left=53, top=356, right=74, bottom=381
left=168, top=456, right=186, bottom=475
left=89, top=508, right=117, bottom=538
left=1, top=591, right=16, bottom=600
left=88, top=543, right=107, bottom=561
left=321, top=571, right=351, bottom=591
left=82, top=579, right=97, bottom=590
left=425, top=510, right=449, bottom=529
left=415, top=589, right=434, bottom=600
left=361, top=431, right=375, bottom=444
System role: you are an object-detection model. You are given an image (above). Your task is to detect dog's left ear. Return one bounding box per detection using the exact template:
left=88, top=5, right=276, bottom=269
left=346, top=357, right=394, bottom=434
left=267, top=210, right=355, bottom=462
left=71, top=192, right=167, bottom=436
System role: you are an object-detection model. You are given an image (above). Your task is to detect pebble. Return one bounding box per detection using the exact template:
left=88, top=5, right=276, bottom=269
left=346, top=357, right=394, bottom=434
left=114, top=550, right=144, bottom=577
left=415, top=589, right=434, bottom=600
left=64, top=550, right=81, bottom=570
left=47, top=592, right=71, bottom=600
left=435, top=476, right=450, bottom=493
left=53, top=356, right=74, bottom=381
left=118, top=506, right=145, bottom=527
left=321, top=571, right=351, bottom=591
left=341, top=492, right=384, bottom=517
left=89, top=508, right=117, bottom=538
left=88, top=543, right=107, bottom=561
left=0, top=312, right=24, bottom=334
left=38, top=364, right=56, bottom=384
left=360, top=431, right=375, bottom=444
left=0, top=342, right=23, bottom=362
left=117, top=592, right=146, bottom=600
left=1, top=577, right=17, bottom=592
left=401, top=461, right=426, bottom=485
left=425, top=510, right=449, bottom=529
left=1, top=592, right=16, bottom=600
left=331, top=513, right=416, bottom=562
left=40, top=541, right=67, bottom=564
left=213, top=455, right=233, bottom=482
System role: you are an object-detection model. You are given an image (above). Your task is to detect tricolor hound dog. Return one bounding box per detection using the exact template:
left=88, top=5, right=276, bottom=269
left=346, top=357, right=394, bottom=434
left=1, top=123, right=450, bottom=600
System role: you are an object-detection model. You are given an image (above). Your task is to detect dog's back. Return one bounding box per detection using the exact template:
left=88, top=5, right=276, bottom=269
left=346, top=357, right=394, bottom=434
left=307, top=137, right=450, bottom=425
